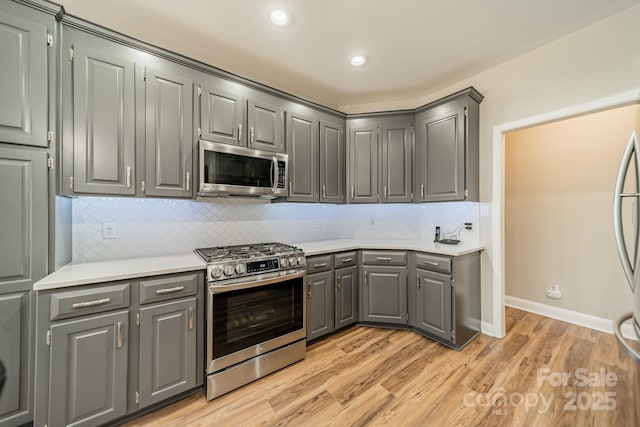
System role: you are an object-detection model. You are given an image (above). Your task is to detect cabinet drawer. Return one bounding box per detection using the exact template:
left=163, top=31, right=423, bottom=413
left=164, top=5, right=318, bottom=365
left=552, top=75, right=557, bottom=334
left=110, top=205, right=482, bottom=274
left=306, top=255, right=333, bottom=273
left=334, top=251, right=357, bottom=268
left=361, top=251, right=407, bottom=266
left=50, top=283, right=131, bottom=320
left=139, top=272, right=198, bottom=305
left=415, top=253, right=451, bottom=274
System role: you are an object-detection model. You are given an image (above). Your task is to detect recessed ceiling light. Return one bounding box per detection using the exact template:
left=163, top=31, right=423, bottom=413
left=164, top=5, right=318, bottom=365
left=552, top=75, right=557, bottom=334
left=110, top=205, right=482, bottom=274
left=350, top=55, right=368, bottom=67
left=270, top=9, right=290, bottom=26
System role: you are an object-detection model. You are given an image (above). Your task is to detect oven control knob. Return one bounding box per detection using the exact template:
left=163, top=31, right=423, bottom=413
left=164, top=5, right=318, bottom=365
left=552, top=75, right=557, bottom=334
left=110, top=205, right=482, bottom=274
left=289, top=256, right=297, bottom=267
left=223, top=265, right=235, bottom=276
left=211, top=266, right=223, bottom=279
left=280, top=257, right=288, bottom=268
left=297, top=256, right=306, bottom=266
left=235, top=263, right=246, bottom=275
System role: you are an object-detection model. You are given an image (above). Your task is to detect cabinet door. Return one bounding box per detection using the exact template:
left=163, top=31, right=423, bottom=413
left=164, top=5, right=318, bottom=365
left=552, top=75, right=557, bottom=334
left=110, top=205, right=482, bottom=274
left=415, top=269, right=452, bottom=341
left=361, top=266, right=407, bottom=324
left=0, top=145, right=47, bottom=294
left=348, top=120, right=378, bottom=203
left=144, top=67, right=193, bottom=198
left=200, top=84, right=244, bottom=146
left=335, top=266, right=357, bottom=329
left=247, top=97, right=284, bottom=153
left=286, top=112, right=318, bottom=202
left=415, top=106, right=465, bottom=202
left=319, top=119, right=345, bottom=203
left=0, top=292, right=32, bottom=426
left=381, top=118, right=413, bottom=203
left=0, top=7, right=47, bottom=147
left=49, top=311, right=128, bottom=427
left=139, top=298, right=196, bottom=408
left=72, top=44, right=136, bottom=195
left=306, top=271, right=334, bottom=341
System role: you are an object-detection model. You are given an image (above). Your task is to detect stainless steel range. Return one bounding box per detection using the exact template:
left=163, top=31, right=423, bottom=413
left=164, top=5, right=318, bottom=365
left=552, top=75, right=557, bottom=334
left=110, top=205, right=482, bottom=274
left=194, top=243, right=307, bottom=400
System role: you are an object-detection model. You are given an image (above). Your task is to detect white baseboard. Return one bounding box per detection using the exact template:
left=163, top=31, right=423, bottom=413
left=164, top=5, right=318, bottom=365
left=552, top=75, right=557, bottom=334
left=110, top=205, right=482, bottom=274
left=480, top=321, right=495, bottom=337
left=505, top=295, right=638, bottom=341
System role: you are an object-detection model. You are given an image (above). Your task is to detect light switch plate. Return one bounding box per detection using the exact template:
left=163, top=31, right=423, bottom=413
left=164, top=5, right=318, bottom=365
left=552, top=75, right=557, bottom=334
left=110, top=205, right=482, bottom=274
left=480, top=204, right=490, bottom=217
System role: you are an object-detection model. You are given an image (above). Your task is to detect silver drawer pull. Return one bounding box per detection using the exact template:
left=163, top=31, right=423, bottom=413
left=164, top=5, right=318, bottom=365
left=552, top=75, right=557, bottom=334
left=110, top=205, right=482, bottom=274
left=72, top=298, right=111, bottom=308
left=423, top=261, right=439, bottom=266
left=189, top=307, right=194, bottom=330
left=341, top=258, right=354, bottom=263
left=376, top=257, right=393, bottom=261
left=117, top=321, right=124, bottom=348
left=155, top=285, right=185, bottom=295
left=313, top=262, right=328, bottom=268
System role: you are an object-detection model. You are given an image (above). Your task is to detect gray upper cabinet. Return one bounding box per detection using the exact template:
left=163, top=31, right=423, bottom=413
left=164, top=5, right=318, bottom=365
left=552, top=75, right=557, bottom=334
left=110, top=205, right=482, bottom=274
left=0, top=5, right=48, bottom=147
left=248, top=96, right=285, bottom=153
left=380, top=117, right=413, bottom=203
left=319, top=119, right=345, bottom=203
left=335, top=265, right=357, bottom=329
left=286, top=112, right=318, bottom=202
left=415, top=88, right=482, bottom=202
left=71, top=44, right=136, bottom=195
left=138, top=298, right=197, bottom=408
left=306, top=270, right=334, bottom=341
left=414, top=268, right=452, bottom=341
left=0, top=145, right=48, bottom=294
left=361, top=265, right=407, bottom=325
left=49, top=311, right=129, bottom=427
left=347, top=118, right=378, bottom=203
left=0, top=291, right=32, bottom=427
left=199, top=84, right=244, bottom=146
left=144, top=67, right=193, bottom=197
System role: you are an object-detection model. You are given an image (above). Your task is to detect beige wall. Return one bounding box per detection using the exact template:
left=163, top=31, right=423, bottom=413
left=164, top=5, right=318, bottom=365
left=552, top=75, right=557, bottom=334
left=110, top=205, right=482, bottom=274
left=348, top=5, right=640, bottom=328
left=505, top=104, right=640, bottom=320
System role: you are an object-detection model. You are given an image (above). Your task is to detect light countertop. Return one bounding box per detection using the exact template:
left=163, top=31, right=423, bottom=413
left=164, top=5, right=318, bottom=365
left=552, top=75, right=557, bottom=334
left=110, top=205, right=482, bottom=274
left=33, top=252, right=206, bottom=291
left=290, top=239, right=484, bottom=257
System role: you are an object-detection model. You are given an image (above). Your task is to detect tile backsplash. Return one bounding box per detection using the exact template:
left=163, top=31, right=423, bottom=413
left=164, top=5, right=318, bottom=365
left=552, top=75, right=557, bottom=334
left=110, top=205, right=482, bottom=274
left=71, top=197, right=479, bottom=262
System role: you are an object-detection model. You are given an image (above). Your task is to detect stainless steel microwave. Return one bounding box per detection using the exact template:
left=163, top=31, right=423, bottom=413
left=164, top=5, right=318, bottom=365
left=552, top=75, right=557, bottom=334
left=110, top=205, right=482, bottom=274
left=198, top=141, right=288, bottom=198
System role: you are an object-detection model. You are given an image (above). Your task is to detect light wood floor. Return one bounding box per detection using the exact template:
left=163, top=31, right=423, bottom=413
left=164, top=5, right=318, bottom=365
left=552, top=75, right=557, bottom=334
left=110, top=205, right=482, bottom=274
left=124, top=307, right=640, bottom=426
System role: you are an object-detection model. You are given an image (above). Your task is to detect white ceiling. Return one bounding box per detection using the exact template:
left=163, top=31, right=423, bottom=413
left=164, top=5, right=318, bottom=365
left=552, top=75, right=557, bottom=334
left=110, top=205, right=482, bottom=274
left=57, top=0, right=640, bottom=111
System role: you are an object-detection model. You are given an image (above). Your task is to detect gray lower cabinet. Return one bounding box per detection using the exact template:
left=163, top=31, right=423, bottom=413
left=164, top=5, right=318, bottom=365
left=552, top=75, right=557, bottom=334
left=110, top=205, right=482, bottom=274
left=319, top=119, right=345, bottom=203
left=415, top=88, right=483, bottom=202
left=306, top=270, right=334, bottom=341
left=248, top=96, right=285, bottom=153
left=0, top=291, right=33, bottom=427
left=138, top=298, right=197, bottom=408
left=335, top=265, right=357, bottom=329
left=49, top=311, right=129, bottom=427
left=361, top=265, right=408, bottom=325
left=0, top=2, right=49, bottom=147
left=143, top=67, right=193, bottom=197
left=414, top=269, right=452, bottom=341
left=347, top=115, right=413, bottom=204
left=286, top=111, right=318, bottom=202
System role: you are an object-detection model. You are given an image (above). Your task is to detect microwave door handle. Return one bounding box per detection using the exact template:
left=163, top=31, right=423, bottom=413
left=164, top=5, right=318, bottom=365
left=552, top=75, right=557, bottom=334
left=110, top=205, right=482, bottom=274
left=271, top=156, right=278, bottom=193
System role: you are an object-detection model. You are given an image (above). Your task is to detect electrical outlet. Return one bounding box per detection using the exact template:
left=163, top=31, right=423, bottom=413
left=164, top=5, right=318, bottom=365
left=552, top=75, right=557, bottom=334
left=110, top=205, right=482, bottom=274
left=464, top=222, right=473, bottom=230
left=102, top=223, right=117, bottom=239
left=545, top=282, right=562, bottom=299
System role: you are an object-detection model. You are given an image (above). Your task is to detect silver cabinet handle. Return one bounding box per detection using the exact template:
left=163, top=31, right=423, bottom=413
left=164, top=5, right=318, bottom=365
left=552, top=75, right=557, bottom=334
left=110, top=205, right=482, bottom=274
left=384, top=185, right=388, bottom=200
left=364, top=273, right=368, bottom=286
left=421, top=184, right=425, bottom=199
left=417, top=274, right=421, bottom=290
left=341, top=258, right=353, bottom=263
left=307, top=285, right=312, bottom=299
left=376, top=257, right=393, bottom=261
left=337, top=277, right=342, bottom=291
left=117, top=321, right=124, bottom=348
left=238, top=123, right=242, bottom=142
left=126, top=166, right=132, bottom=188
left=423, top=261, right=439, bottom=266
left=322, top=184, right=326, bottom=199
left=186, top=172, right=191, bottom=192
left=189, top=307, right=194, bottom=330
left=72, top=298, right=111, bottom=308
left=155, top=285, right=185, bottom=295
left=250, top=127, right=255, bottom=145
left=289, top=181, right=293, bottom=197
left=313, top=262, right=328, bottom=268
left=351, top=186, right=355, bottom=199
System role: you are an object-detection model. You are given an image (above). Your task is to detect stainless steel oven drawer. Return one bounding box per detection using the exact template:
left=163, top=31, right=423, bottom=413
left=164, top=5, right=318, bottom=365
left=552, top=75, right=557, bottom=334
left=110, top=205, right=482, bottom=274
left=415, top=253, right=452, bottom=274
left=306, top=255, right=333, bottom=273
left=139, top=272, right=198, bottom=304
left=50, top=283, right=131, bottom=320
left=334, top=251, right=357, bottom=268
left=361, top=250, right=407, bottom=266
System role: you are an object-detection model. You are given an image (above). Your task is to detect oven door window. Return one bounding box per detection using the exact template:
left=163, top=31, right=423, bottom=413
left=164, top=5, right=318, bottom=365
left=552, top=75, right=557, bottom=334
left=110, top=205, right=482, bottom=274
left=212, top=278, right=303, bottom=359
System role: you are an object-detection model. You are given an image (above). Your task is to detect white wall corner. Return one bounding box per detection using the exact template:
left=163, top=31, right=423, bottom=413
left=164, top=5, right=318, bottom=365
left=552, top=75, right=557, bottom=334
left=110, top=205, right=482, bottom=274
left=505, top=295, right=638, bottom=341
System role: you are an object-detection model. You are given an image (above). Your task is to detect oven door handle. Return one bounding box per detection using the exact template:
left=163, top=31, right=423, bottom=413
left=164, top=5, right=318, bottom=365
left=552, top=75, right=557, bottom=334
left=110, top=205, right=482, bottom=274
left=209, top=270, right=306, bottom=294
